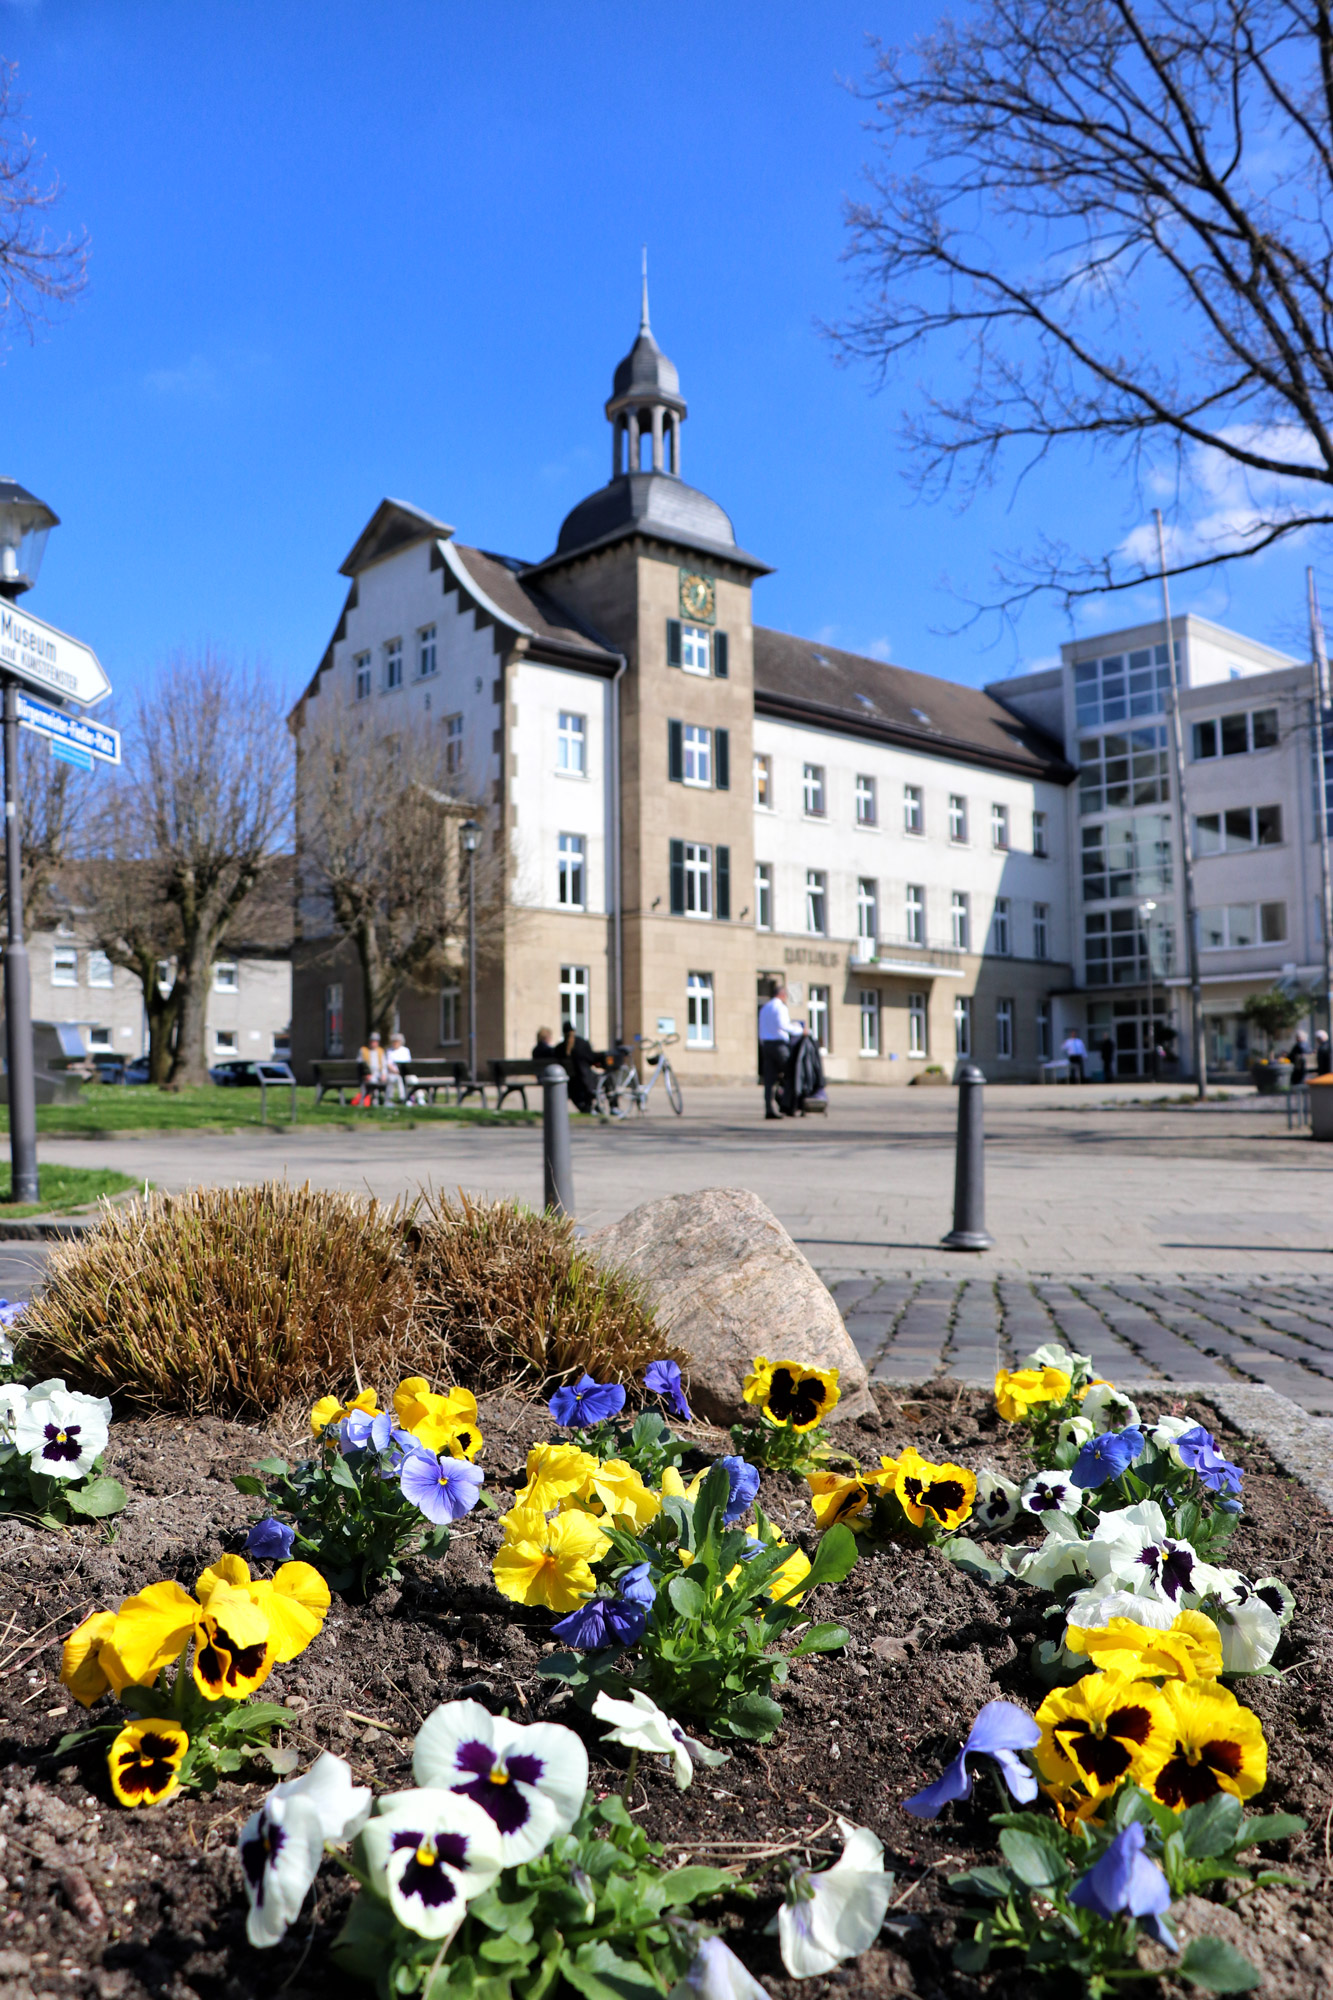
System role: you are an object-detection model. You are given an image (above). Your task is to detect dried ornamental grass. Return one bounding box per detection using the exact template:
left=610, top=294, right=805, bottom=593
left=404, top=1192, right=682, bottom=1391
left=21, top=1183, right=416, bottom=1418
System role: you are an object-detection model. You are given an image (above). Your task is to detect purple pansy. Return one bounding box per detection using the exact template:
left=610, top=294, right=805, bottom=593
left=1072, top=1427, right=1146, bottom=1490
left=643, top=1359, right=692, bottom=1421
left=1135, top=1538, right=1199, bottom=1602
left=719, top=1456, right=761, bottom=1525
left=548, top=1374, right=627, bottom=1428
left=618, top=1561, right=657, bottom=1609
left=244, top=1517, right=297, bottom=1562
left=399, top=1450, right=485, bottom=1526
left=902, top=1701, right=1039, bottom=1818
left=0, top=1300, right=26, bottom=1328
left=550, top=1593, right=647, bottom=1652
left=1070, top=1822, right=1176, bottom=1949
left=1173, top=1426, right=1243, bottom=1495
left=412, top=1699, right=588, bottom=1864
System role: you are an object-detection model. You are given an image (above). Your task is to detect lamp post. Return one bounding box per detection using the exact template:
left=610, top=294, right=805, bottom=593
left=0, top=479, right=58, bottom=1204
left=460, top=818, right=480, bottom=1086
left=1139, top=898, right=1158, bottom=1081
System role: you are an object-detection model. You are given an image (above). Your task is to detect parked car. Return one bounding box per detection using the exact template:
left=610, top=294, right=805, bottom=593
left=209, top=1058, right=295, bottom=1087
left=122, top=1055, right=152, bottom=1086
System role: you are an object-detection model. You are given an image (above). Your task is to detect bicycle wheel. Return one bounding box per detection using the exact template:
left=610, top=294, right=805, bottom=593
left=663, top=1062, right=683, bottom=1114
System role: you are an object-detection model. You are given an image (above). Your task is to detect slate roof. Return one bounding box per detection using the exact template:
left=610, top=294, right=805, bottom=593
left=753, top=628, right=1073, bottom=783
left=450, top=546, right=619, bottom=667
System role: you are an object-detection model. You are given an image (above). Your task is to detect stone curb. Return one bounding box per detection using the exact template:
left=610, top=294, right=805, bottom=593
left=876, top=1374, right=1333, bottom=1518
left=0, top=1217, right=95, bottom=1241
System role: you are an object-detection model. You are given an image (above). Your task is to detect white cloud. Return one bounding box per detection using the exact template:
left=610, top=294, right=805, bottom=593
left=143, top=355, right=222, bottom=400
left=865, top=636, right=892, bottom=660
left=1125, top=423, right=1325, bottom=571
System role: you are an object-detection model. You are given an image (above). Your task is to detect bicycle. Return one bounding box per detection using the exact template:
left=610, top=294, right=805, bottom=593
left=594, top=1033, right=683, bottom=1119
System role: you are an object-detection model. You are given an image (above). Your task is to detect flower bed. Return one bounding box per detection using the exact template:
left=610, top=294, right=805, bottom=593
left=0, top=1379, right=1329, bottom=1998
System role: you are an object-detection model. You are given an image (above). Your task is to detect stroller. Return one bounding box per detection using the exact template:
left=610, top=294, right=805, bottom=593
left=780, top=1026, right=828, bottom=1116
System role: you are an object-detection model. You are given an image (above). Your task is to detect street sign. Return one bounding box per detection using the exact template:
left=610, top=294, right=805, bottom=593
left=50, top=739, right=93, bottom=771
left=0, top=602, right=110, bottom=707
left=16, top=689, right=120, bottom=765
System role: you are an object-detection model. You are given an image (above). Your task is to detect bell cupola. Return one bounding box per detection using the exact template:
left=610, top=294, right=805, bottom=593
left=606, top=252, right=686, bottom=478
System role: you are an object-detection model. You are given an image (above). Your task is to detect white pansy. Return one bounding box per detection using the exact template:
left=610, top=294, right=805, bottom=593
left=973, top=1470, right=1022, bottom=1533
left=1020, top=1472, right=1083, bottom=1519
left=0, top=1382, right=27, bottom=1442
left=1253, top=1576, right=1296, bottom=1628
left=1023, top=1342, right=1090, bottom=1378
left=238, top=1792, right=328, bottom=1948
left=361, top=1788, right=503, bottom=1940
left=1149, top=1415, right=1196, bottom=1452
left=412, top=1698, right=588, bottom=1864
left=592, top=1688, right=730, bottom=1791
left=14, top=1385, right=111, bottom=1481
left=236, top=1752, right=370, bottom=1949
left=1079, top=1384, right=1141, bottom=1431
left=1005, top=1511, right=1092, bottom=1590
left=1056, top=1414, right=1096, bottom=1454
left=1064, top=1584, right=1179, bottom=1633
left=668, top=1936, right=773, bottom=1999
left=776, top=1818, right=892, bottom=1978
left=1203, top=1579, right=1282, bottom=1672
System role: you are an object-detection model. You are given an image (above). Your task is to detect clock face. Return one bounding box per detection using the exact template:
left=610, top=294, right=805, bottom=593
left=679, top=570, right=716, bottom=623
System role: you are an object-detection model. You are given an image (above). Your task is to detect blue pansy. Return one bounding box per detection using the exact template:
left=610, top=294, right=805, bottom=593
left=902, top=1700, right=1039, bottom=1817
left=550, top=1593, right=647, bottom=1652
left=643, top=1359, right=692, bottom=1421
left=243, top=1517, right=296, bottom=1562
left=1174, top=1425, right=1243, bottom=1494
left=548, top=1374, right=627, bottom=1427
left=719, top=1456, right=760, bottom=1526
left=1070, top=1822, right=1176, bottom=1948
left=1072, top=1426, right=1146, bottom=1490
left=399, top=1449, right=485, bottom=1526
left=618, top=1561, right=657, bottom=1609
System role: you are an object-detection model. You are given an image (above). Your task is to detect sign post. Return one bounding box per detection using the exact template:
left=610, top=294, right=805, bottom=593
left=0, top=479, right=110, bottom=1204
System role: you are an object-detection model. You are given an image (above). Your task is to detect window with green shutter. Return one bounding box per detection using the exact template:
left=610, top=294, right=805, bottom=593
left=714, top=630, right=729, bottom=678
left=715, top=727, right=730, bottom=790
left=669, top=839, right=686, bottom=915
left=668, top=719, right=684, bottom=782
left=666, top=619, right=683, bottom=668
left=716, top=845, right=731, bottom=919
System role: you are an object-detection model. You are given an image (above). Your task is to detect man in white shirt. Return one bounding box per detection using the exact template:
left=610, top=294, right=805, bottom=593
left=758, top=982, right=791, bottom=1120
left=386, top=1031, right=415, bottom=1103
left=1061, top=1031, right=1087, bottom=1084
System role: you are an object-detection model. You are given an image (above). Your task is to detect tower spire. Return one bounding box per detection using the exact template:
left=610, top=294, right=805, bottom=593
left=639, top=245, right=650, bottom=333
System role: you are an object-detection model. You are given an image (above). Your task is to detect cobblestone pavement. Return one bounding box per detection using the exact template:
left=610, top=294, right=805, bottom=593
left=820, top=1271, right=1333, bottom=1415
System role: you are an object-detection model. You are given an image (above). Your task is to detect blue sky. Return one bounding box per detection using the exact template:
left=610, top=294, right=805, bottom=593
left=1, top=0, right=1325, bottom=715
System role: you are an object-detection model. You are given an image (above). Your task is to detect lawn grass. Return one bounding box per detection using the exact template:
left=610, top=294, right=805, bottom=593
left=15, top=1083, right=538, bottom=1135
left=0, top=1163, right=140, bottom=1217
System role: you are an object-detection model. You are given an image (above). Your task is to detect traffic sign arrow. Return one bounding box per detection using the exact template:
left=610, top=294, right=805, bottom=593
left=0, top=602, right=110, bottom=707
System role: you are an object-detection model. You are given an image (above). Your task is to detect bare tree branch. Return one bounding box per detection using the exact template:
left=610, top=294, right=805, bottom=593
left=832, top=0, right=1333, bottom=611
left=0, top=60, right=87, bottom=343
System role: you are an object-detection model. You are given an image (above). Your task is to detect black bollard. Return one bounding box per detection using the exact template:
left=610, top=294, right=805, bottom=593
left=941, top=1060, right=994, bottom=1251
left=542, top=1063, right=575, bottom=1217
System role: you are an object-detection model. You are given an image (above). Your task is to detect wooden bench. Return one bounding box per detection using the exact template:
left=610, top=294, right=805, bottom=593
left=489, top=1058, right=551, bottom=1110
left=311, top=1059, right=384, bottom=1107
left=392, top=1057, right=487, bottom=1107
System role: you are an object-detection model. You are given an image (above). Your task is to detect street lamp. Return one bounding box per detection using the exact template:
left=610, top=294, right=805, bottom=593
left=0, top=481, right=59, bottom=1205
left=1139, top=898, right=1158, bottom=1081
left=460, top=818, right=480, bottom=1086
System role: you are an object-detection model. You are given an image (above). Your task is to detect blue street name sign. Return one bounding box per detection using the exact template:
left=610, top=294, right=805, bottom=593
left=15, top=689, right=120, bottom=765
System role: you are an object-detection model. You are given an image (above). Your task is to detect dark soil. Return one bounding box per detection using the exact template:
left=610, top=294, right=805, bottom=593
left=0, top=1383, right=1329, bottom=2000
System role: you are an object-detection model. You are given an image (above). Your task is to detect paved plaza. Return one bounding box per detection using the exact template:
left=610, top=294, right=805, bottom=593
left=13, top=1079, right=1333, bottom=1412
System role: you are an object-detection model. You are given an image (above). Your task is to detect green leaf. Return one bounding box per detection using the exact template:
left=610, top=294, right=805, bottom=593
left=329, top=1454, right=359, bottom=1491
left=559, top=1941, right=663, bottom=1998
left=667, top=1574, right=707, bottom=1620
left=715, top=1691, right=783, bottom=1741
left=999, top=1827, right=1066, bottom=1888
left=942, top=1535, right=1008, bottom=1585
left=948, top=1865, right=1013, bottom=1900
left=1180, top=1792, right=1244, bottom=1858
left=477, top=1934, right=536, bottom=1966
left=330, top=1891, right=401, bottom=1981
left=535, top=1652, right=588, bottom=1685
left=787, top=1621, right=849, bottom=1657
left=658, top=1864, right=737, bottom=1906
left=788, top=1521, right=858, bottom=1596
left=231, top=1474, right=268, bottom=1496
left=65, top=1476, right=127, bottom=1518
left=1238, top=1813, right=1306, bottom=1849
left=255, top=1456, right=290, bottom=1476
left=1178, top=1936, right=1262, bottom=1992
left=952, top=1922, right=994, bottom=1972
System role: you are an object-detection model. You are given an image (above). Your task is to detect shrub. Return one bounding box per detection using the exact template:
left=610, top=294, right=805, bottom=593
left=403, top=1193, right=680, bottom=1391
left=21, top=1183, right=416, bottom=1418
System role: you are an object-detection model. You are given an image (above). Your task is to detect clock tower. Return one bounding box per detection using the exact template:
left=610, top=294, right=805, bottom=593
left=521, top=275, right=771, bottom=1078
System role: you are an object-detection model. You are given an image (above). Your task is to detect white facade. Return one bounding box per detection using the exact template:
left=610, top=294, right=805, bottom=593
left=509, top=658, right=615, bottom=918
left=30, top=928, right=290, bottom=1062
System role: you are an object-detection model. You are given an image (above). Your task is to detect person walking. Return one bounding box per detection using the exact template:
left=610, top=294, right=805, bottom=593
left=1289, top=1031, right=1309, bottom=1087
left=757, top=981, right=791, bottom=1120
left=1062, top=1030, right=1087, bottom=1084
left=1316, top=1029, right=1332, bottom=1077
left=1099, top=1033, right=1116, bottom=1082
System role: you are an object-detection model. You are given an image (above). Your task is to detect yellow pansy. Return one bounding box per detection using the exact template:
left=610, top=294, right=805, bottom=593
left=894, top=1446, right=976, bottom=1531
left=108, top=1718, right=189, bottom=1808
left=491, top=1503, right=610, bottom=1612
left=1066, top=1610, right=1222, bottom=1683
left=580, top=1457, right=661, bottom=1530
left=743, top=1356, right=840, bottom=1432
left=191, top=1581, right=274, bottom=1700
left=61, top=1610, right=133, bottom=1709
left=1036, top=1671, right=1172, bottom=1802
left=806, top=1470, right=871, bottom=1530
left=1148, top=1680, right=1267, bottom=1811
left=516, top=1441, right=600, bottom=1511
left=994, top=1367, right=1070, bottom=1422
left=196, top=1553, right=330, bottom=1664
left=310, top=1387, right=379, bottom=1437
left=393, top=1378, right=483, bottom=1460
left=112, top=1580, right=202, bottom=1685
left=767, top=1543, right=812, bottom=1605
left=660, top=1465, right=706, bottom=1501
